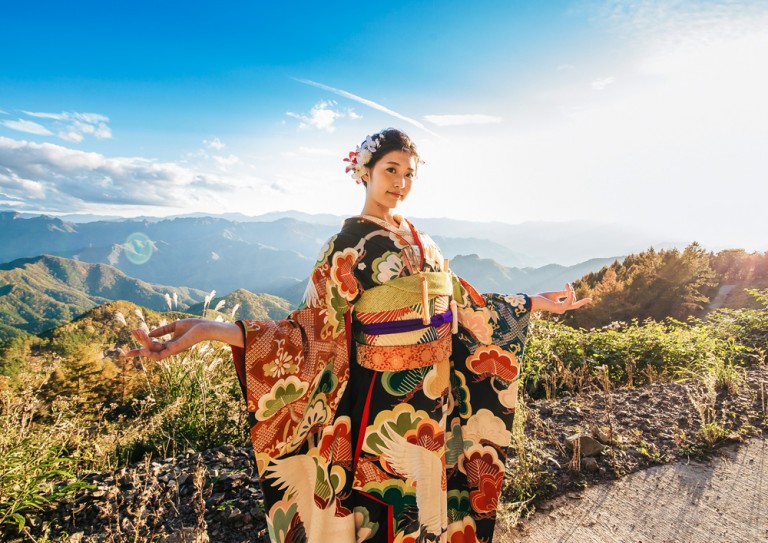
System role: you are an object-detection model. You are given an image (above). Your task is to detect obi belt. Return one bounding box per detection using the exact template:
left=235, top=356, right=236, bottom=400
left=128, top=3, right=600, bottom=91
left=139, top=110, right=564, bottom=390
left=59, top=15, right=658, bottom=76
left=351, top=272, right=458, bottom=372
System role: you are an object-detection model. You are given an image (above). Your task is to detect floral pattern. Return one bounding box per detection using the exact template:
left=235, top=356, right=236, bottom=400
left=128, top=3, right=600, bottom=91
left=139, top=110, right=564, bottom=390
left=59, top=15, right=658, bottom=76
left=232, top=216, right=531, bottom=543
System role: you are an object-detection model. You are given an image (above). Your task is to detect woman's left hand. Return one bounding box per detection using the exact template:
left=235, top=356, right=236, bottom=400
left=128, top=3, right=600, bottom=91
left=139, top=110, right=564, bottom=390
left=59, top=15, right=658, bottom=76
left=530, top=283, right=591, bottom=314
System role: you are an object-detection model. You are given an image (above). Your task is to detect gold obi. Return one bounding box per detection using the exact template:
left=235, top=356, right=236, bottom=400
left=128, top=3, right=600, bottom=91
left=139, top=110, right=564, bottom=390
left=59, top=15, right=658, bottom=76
left=353, top=272, right=454, bottom=372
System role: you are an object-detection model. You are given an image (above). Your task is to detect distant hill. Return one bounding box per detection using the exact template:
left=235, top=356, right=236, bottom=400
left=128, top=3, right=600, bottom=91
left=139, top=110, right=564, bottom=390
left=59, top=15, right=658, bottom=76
left=2, top=211, right=679, bottom=281
left=0, top=212, right=327, bottom=297
left=450, top=254, right=622, bottom=294
left=187, top=288, right=292, bottom=321
left=0, top=255, right=207, bottom=338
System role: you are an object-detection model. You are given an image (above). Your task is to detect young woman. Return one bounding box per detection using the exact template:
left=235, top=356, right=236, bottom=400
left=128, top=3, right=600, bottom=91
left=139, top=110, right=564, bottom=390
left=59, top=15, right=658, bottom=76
left=128, top=128, right=589, bottom=543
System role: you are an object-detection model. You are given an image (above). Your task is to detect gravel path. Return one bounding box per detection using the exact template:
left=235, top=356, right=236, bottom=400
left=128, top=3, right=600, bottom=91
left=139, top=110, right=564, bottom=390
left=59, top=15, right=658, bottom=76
left=500, top=438, right=768, bottom=543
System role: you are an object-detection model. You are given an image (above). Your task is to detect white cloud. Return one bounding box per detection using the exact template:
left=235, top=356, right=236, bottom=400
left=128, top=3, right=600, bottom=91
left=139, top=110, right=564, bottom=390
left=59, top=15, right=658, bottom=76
left=286, top=100, right=357, bottom=133
left=423, top=114, right=503, bottom=126
left=212, top=154, right=240, bottom=168
left=591, top=76, right=615, bottom=90
left=13, top=110, right=113, bottom=142
left=294, top=78, right=441, bottom=137
left=204, top=137, right=226, bottom=150
left=2, top=118, right=53, bottom=136
left=0, top=136, right=244, bottom=212
left=23, top=111, right=69, bottom=121
left=57, top=129, right=84, bottom=142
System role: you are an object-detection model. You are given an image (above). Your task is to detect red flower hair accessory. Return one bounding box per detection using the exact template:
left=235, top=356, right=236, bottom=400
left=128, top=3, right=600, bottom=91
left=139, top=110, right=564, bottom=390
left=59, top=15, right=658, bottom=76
left=343, top=132, right=384, bottom=183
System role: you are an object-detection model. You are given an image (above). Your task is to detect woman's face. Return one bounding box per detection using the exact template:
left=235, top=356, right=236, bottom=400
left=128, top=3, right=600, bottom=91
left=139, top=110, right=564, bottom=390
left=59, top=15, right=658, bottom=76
left=362, top=150, right=416, bottom=216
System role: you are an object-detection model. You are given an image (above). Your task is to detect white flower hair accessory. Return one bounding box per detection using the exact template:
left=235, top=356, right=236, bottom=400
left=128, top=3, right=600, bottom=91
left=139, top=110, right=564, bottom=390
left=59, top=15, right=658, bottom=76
left=343, top=132, right=385, bottom=184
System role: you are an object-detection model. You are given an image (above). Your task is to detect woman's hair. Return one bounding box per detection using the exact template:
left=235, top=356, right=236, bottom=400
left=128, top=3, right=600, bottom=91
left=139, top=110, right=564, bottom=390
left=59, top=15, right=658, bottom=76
left=362, top=128, right=420, bottom=172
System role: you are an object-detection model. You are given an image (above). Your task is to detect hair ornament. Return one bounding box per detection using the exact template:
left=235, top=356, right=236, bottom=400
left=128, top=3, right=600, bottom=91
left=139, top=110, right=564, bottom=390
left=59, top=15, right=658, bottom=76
left=344, top=132, right=385, bottom=183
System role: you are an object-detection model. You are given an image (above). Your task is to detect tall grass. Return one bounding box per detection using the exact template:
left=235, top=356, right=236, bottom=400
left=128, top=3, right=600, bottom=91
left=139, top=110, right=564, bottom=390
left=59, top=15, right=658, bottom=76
left=0, top=390, right=91, bottom=535
left=0, top=311, right=248, bottom=536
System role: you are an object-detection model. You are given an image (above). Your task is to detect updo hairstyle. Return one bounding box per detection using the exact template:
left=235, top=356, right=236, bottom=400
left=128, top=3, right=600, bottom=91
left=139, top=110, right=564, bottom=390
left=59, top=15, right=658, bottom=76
left=361, top=128, right=420, bottom=185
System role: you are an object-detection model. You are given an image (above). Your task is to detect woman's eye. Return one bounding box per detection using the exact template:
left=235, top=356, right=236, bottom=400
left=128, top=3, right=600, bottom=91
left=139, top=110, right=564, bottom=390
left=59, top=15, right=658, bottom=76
left=386, top=167, right=397, bottom=173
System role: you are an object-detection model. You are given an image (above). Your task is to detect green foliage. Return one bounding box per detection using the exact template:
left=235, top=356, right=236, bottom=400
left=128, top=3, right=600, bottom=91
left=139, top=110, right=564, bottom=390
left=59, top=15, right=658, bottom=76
left=567, top=244, right=767, bottom=329
left=704, top=288, right=768, bottom=354
left=523, top=312, right=754, bottom=399
left=0, top=392, right=91, bottom=535
left=112, top=342, right=247, bottom=464
left=0, top=255, right=210, bottom=337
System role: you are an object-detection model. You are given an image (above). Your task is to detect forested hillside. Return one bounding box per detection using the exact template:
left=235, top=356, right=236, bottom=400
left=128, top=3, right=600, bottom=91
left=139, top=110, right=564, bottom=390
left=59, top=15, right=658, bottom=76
left=566, top=244, right=768, bottom=328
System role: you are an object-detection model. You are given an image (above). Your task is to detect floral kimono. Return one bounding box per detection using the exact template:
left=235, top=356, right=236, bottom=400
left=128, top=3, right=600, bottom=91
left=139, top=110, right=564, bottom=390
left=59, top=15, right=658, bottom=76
left=231, top=215, right=531, bottom=543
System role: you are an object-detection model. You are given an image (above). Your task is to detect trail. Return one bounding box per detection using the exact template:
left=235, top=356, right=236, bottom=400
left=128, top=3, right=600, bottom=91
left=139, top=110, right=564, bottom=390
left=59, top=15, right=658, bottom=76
left=707, top=284, right=736, bottom=311
left=498, top=438, right=768, bottom=543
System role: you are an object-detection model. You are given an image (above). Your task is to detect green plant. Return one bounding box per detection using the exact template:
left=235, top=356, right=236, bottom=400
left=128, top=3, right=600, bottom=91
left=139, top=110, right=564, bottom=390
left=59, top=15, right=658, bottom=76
left=0, top=392, right=91, bottom=535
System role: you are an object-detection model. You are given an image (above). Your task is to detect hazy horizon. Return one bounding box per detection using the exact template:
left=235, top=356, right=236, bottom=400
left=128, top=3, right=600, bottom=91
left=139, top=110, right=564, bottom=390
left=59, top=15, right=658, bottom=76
left=2, top=0, right=766, bottom=251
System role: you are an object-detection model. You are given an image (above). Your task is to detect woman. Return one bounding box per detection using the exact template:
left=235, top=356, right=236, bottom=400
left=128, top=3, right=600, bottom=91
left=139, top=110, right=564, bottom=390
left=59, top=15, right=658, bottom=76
left=128, top=128, right=589, bottom=543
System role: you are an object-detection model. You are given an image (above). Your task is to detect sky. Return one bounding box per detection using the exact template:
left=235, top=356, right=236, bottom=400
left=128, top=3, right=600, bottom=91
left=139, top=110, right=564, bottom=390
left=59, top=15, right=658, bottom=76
left=1, top=0, right=766, bottom=250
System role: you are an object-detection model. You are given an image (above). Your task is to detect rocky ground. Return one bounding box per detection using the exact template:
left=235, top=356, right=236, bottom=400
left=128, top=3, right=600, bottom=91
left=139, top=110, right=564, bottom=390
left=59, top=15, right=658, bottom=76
left=512, top=364, right=767, bottom=505
left=15, top=365, right=768, bottom=543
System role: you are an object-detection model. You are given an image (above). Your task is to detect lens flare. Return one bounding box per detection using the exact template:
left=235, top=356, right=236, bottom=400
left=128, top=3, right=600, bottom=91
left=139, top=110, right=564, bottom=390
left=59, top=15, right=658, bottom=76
left=124, top=232, right=154, bottom=265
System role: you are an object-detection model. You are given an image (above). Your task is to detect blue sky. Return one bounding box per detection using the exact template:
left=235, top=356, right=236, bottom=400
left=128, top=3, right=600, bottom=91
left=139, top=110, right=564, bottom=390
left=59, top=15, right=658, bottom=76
left=1, top=0, right=766, bottom=250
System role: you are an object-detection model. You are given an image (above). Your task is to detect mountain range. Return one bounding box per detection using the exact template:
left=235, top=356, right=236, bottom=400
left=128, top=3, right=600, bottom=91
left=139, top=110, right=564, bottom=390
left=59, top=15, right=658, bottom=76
left=0, top=210, right=636, bottom=337
left=0, top=255, right=290, bottom=339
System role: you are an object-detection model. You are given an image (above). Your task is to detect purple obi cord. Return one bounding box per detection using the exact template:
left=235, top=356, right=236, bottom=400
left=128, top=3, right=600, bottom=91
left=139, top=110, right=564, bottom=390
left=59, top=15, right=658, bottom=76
left=354, top=310, right=453, bottom=336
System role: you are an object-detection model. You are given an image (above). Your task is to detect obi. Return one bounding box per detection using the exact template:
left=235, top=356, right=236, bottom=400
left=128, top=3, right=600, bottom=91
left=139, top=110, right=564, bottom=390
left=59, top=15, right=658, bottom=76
left=351, top=272, right=458, bottom=372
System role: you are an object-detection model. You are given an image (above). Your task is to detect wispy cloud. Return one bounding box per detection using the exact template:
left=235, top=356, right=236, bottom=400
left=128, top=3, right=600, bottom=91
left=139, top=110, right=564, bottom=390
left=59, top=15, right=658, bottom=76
left=190, top=138, right=241, bottom=171
left=591, top=76, right=616, bottom=90
left=295, top=78, right=441, bottom=137
left=286, top=99, right=356, bottom=133
left=423, top=114, right=502, bottom=127
left=0, top=136, right=241, bottom=212
left=596, top=0, right=768, bottom=42
left=6, top=110, right=114, bottom=142
left=204, top=137, right=226, bottom=150
left=1, top=118, right=53, bottom=136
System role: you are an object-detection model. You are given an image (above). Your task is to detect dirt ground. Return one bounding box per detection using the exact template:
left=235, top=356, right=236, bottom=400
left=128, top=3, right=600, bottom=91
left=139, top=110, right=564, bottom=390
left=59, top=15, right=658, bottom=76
left=497, top=437, right=768, bottom=542
left=21, top=366, right=768, bottom=543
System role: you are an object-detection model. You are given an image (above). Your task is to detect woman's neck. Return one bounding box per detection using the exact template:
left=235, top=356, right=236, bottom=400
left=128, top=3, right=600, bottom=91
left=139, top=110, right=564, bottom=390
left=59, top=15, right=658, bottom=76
left=360, top=207, right=400, bottom=228
left=360, top=211, right=402, bottom=229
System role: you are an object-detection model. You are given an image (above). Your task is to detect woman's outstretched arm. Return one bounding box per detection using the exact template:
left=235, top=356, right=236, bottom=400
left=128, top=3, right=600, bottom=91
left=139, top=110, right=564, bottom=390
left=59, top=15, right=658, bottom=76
left=530, top=283, right=591, bottom=314
left=125, top=318, right=244, bottom=361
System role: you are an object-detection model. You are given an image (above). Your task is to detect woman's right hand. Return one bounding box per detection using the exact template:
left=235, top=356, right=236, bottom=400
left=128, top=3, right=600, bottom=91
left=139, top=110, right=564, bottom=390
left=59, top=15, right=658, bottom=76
left=125, top=318, right=212, bottom=361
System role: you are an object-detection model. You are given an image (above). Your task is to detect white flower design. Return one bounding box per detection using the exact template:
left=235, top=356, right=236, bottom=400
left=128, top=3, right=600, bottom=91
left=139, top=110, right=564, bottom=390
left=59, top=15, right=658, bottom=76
left=503, top=294, right=527, bottom=308
left=374, top=253, right=404, bottom=284
left=464, top=409, right=511, bottom=447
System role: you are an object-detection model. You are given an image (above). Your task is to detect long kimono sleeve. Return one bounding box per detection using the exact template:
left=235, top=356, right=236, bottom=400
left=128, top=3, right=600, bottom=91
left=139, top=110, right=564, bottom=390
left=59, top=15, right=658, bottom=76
left=230, top=234, right=361, bottom=471
left=450, top=274, right=532, bottom=410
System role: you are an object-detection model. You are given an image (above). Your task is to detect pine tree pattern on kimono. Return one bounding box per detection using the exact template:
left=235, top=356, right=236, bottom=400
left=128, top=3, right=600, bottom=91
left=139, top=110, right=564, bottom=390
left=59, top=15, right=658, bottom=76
left=231, top=216, right=531, bottom=543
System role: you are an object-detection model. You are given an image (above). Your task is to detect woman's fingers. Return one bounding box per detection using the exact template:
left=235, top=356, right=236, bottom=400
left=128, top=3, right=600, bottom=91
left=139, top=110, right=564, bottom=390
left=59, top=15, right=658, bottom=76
left=148, top=321, right=177, bottom=338
left=132, top=329, right=164, bottom=351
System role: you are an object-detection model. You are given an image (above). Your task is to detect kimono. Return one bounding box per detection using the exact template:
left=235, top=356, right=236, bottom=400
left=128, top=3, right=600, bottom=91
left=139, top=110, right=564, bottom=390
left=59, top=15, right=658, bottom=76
left=231, top=215, right=531, bottom=543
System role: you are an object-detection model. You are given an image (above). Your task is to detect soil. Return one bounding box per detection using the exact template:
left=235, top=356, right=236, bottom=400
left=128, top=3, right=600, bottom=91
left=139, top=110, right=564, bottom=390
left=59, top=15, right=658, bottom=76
left=17, top=366, right=768, bottom=543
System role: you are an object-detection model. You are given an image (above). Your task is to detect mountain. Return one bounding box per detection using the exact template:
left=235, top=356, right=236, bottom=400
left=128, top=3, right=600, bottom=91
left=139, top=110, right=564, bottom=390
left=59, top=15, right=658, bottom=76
left=186, top=288, right=292, bottom=321
left=0, top=255, right=207, bottom=338
left=413, top=218, right=688, bottom=267
left=0, top=212, right=332, bottom=298
left=2, top=211, right=682, bottom=273
left=449, top=254, right=622, bottom=294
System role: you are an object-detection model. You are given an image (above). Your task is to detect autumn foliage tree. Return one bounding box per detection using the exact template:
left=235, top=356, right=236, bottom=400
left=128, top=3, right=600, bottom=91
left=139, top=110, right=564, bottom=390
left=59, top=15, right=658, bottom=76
left=566, top=243, right=720, bottom=328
